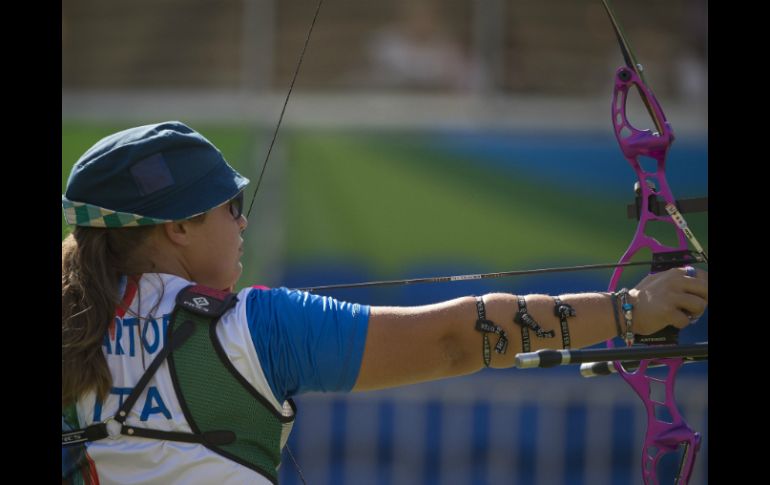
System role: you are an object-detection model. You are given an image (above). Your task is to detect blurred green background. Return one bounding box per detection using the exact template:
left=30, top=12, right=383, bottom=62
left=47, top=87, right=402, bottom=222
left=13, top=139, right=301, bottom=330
left=62, top=122, right=707, bottom=294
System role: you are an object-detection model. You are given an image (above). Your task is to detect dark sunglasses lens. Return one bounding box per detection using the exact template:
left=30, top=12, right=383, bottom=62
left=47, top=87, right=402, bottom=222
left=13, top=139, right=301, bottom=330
left=229, top=192, right=244, bottom=219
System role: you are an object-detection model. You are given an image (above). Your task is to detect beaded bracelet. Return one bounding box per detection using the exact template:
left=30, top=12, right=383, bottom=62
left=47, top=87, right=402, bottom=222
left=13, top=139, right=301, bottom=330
left=614, top=288, right=635, bottom=345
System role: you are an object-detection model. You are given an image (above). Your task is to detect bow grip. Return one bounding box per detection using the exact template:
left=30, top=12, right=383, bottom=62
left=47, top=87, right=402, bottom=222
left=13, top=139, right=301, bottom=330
left=633, top=249, right=696, bottom=346
left=634, top=324, right=679, bottom=345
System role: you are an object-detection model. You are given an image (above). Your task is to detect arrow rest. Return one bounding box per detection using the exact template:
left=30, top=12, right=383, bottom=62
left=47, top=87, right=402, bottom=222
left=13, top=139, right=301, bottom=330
left=651, top=250, right=701, bottom=272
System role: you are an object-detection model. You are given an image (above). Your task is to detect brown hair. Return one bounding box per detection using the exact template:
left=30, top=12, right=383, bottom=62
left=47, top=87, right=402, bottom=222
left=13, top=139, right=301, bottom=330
left=62, top=213, right=209, bottom=407
left=62, top=226, right=156, bottom=406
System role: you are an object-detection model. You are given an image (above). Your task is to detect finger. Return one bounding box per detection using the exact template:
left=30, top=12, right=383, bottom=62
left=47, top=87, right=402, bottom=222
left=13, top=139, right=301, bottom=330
left=681, top=271, right=708, bottom=301
left=664, top=309, right=692, bottom=329
left=674, top=293, right=708, bottom=327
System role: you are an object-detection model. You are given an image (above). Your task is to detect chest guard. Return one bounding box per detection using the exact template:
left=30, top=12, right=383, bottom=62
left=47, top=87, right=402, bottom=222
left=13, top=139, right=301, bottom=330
left=63, top=285, right=296, bottom=484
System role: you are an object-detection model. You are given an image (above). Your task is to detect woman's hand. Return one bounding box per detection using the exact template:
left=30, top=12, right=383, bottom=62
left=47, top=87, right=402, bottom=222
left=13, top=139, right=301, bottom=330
left=630, top=267, right=708, bottom=336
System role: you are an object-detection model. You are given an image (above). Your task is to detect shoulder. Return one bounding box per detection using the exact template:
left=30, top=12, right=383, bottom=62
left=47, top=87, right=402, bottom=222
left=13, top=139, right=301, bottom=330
left=239, top=286, right=369, bottom=323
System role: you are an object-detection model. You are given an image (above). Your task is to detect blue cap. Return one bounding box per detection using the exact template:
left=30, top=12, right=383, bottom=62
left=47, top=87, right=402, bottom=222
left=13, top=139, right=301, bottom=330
left=62, top=121, right=249, bottom=227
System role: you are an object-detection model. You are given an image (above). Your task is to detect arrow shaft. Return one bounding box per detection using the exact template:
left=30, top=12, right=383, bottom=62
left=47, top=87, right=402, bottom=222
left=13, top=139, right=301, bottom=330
left=295, top=258, right=697, bottom=292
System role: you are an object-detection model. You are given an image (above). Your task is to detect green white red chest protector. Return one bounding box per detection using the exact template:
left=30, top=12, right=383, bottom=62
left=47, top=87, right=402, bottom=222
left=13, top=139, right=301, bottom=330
left=62, top=285, right=296, bottom=484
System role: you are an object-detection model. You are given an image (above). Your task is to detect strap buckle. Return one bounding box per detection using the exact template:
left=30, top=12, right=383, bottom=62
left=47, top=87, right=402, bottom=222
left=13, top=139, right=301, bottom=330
left=103, top=416, right=123, bottom=440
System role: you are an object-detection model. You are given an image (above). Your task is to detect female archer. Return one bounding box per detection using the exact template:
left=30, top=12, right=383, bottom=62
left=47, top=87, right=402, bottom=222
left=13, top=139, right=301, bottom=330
left=62, top=121, right=707, bottom=484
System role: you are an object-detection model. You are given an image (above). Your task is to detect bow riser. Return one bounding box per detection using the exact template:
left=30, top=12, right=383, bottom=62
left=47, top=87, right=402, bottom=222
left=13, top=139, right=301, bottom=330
left=608, top=66, right=692, bottom=292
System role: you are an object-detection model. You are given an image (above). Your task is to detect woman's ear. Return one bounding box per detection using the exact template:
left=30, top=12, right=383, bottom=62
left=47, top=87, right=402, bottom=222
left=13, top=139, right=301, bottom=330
left=161, top=220, right=192, bottom=247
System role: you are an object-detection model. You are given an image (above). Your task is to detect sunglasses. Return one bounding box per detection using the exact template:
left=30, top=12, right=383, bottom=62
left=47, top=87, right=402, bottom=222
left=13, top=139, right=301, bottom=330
left=227, top=191, right=245, bottom=220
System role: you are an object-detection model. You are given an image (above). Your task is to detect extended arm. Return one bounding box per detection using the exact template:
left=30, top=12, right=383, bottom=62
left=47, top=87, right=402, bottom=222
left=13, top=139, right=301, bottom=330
left=353, top=267, right=707, bottom=391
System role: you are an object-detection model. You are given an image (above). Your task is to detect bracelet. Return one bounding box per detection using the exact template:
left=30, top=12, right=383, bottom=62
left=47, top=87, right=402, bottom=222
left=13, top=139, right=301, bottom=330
left=614, top=288, right=635, bottom=346
left=474, top=296, right=508, bottom=367
left=553, top=297, right=575, bottom=349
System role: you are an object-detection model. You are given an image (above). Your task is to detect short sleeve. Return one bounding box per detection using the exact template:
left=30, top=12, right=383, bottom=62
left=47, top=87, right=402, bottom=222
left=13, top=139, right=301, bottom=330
left=244, top=287, right=370, bottom=402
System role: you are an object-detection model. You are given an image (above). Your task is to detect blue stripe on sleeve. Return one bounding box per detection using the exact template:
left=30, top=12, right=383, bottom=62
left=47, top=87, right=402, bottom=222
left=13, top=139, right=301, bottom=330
left=245, top=287, right=370, bottom=403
